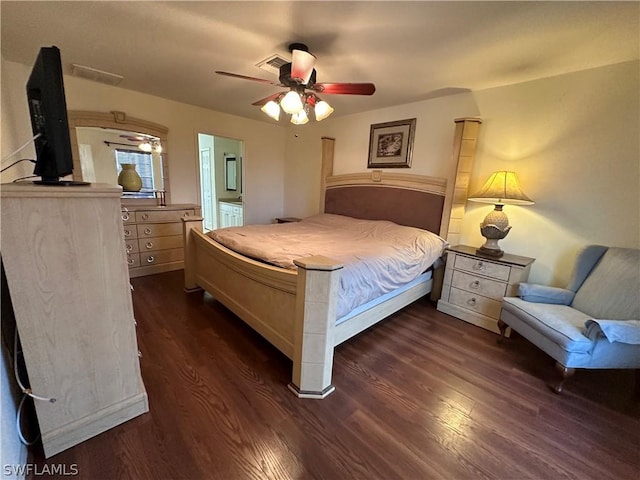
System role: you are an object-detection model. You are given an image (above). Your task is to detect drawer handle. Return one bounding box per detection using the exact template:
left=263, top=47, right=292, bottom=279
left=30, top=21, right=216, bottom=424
left=127, top=257, right=134, bottom=265
left=184, top=212, right=190, bottom=217
left=146, top=256, right=155, bottom=264
left=122, top=212, right=130, bottom=221
left=142, top=213, right=149, bottom=220
left=144, top=228, right=152, bottom=235
left=126, top=244, right=132, bottom=253
left=138, top=350, right=143, bottom=358
left=467, top=297, right=477, bottom=307
left=473, top=261, right=485, bottom=271
left=470, top=280, right=480, bottom=289
left=124, top=229, right=132, bottom=237
left=145, top=242, right=154, bottom=249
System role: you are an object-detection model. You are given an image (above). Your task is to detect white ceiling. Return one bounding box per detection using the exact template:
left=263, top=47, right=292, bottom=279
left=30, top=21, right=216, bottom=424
left=2, top=1, right=638, bottom=124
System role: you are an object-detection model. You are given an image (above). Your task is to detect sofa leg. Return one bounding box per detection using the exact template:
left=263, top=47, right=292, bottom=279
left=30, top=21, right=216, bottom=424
left=497, top=319, right=508, bottom=344
left=549, top=363, right=575, bottom=394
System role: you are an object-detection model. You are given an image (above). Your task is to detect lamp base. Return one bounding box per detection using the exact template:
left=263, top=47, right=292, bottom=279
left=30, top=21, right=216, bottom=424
left=476, top=245, right=504, bottom=258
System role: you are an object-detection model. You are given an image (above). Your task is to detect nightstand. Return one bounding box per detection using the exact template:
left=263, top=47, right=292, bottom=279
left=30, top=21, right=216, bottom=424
left=437, top=245, right=535, bottom=334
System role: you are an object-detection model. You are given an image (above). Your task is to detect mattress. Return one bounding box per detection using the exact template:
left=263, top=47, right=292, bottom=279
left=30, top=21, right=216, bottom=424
left=209, top=213, right=448, bottom=318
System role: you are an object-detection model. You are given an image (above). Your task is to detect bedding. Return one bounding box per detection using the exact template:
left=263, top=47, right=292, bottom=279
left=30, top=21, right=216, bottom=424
left=209, top=213, right=448, bottom=318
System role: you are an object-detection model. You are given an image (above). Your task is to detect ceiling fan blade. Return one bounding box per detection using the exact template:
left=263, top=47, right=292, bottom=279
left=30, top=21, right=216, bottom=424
left=251, top=92, right=283, bottom=107
left=312, top=83, right=376, bottom=95
left=215, top=71, right=283, bottom=86
left=291, top=49, right=316, bottom=85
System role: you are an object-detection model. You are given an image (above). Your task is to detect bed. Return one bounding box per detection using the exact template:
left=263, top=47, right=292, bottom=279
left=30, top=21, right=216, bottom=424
left=183, top=168, right=449, bottom=398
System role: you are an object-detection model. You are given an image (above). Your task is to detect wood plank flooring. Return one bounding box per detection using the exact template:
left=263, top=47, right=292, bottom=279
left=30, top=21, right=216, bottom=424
left=27, top=270, right=639, bottom=479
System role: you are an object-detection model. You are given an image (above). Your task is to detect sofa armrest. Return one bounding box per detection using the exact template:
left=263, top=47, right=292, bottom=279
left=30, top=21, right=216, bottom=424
left=583, top=319, right=640, bottom=344
left=518, top=283, right=575, bottom=305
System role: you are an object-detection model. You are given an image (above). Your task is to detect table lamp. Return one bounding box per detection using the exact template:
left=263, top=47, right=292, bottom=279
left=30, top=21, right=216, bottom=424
left=467, top=171, right=534, bottom=257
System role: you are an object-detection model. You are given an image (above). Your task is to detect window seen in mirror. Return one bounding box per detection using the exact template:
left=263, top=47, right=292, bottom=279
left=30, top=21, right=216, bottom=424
left=115, top=149, right=155, bottom=197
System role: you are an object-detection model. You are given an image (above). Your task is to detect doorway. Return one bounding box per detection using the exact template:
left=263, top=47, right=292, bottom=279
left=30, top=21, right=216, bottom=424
left=197, top=133, right=244, bottom=231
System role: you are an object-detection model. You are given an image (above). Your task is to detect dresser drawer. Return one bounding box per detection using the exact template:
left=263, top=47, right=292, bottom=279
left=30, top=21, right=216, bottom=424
left=125, top=239, right=139, bottom=254
left=126, top=253, right=141, bottom=268
left=137, top=222, right=183, bottom=238
left=135, top=209, right=195, bottom=223
left=451, top=270, right=507, bottom=300
left=123, top=225, right=138, bottom=239
left=138, top=235, right=183, bottom=252
left=448, top=287, right=502, bottom=318
left=139, top=248, right=184, bottom=266
left=121, top=210, right=135, bottom=224
left=454, top=255, right=511, bottom=281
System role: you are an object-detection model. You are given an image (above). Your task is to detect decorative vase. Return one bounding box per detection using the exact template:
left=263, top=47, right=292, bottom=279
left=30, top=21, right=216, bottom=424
left=118, top=163, right=142, bottom=192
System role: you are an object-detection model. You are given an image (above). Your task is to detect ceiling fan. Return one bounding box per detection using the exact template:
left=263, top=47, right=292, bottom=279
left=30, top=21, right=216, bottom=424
left=215, top=43, right=376, bottom=124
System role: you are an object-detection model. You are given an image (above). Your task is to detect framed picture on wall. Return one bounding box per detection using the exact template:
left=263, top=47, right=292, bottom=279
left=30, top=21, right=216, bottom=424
left=367, top=118, right=416, bottom=168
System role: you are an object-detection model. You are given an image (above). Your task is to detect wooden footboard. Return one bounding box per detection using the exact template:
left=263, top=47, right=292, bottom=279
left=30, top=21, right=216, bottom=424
left=183, top=217, right=343, bottom=398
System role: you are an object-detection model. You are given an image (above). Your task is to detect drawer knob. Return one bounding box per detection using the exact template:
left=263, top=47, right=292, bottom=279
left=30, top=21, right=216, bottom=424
left=470, top=280, right=480, bottom=289
left=467, top=297, right=477, bottom=307
left=473, top=261, right=485, bottom=271
left=126, top=244, right=132, bottom=253
left=122, top=213, right=130, bottom=221
left=145, top=242, right=154, bottom=249
left=127, top=258, right=134, bottom=265
left=184, top=212, right=190, bottom=217
left=146, top=255, right=155, bottom=264
left=124, top=229, right=131, bottom=237
left=142, top=213, right=149, bottom=220
left=144, top=228, right=152, bottom=235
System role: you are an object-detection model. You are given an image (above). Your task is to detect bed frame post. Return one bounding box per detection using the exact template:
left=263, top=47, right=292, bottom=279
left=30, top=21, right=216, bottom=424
left=288, top=255, right=343, bottom=399
left=182, top=216, right=204, bottom=292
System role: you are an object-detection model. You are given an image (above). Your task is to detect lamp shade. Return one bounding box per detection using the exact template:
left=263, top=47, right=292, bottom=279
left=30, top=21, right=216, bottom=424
left=280, top=91, right=304, bottom=114
left=468, top=171, right=534, bottom=205
left=261, top=100, right=281, bottom=121
left=314, top=100, right=334, bottom=121
left=290, top=109, right=309, bottom=125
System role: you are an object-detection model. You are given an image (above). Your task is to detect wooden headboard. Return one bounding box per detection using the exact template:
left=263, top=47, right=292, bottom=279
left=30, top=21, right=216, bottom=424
left=323, top=171, right=447, bottom=234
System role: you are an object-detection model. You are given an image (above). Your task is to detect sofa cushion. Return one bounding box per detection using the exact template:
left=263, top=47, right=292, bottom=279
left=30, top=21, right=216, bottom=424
left=571, top=248, right=640, bottom=319
left=518, top=283, right=575, bottom=304
left=501, top=297, right=593, bottom=353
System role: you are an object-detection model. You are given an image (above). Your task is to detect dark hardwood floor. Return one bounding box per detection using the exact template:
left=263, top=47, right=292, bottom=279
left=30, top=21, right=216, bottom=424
left=28, top=270, right=639, bottom=479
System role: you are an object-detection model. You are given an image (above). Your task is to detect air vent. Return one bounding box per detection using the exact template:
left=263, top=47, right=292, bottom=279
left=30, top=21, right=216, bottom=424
left=71, top=64, right=124, bottom=86
left=256, top=54, right=288, bottom=75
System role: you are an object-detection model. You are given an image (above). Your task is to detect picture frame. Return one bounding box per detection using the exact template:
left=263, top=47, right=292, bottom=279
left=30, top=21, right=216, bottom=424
left=367, top=118, right=416, bottom=168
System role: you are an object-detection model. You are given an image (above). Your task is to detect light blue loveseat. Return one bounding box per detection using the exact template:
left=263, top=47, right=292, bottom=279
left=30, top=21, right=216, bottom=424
left=499, top=245, right=640, bottom=393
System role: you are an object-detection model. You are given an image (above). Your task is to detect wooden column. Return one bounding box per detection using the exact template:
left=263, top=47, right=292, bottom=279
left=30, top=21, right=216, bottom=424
left=182, top=216, right=204, bottom=292
left=319, top=137, right=335, bottom=212
left=289, top=255, right=343, bottom=399
left=442, top=117, right=482, bottom=246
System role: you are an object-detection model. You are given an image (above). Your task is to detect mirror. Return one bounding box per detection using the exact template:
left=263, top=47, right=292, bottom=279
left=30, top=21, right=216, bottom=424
left=68, top=111, right=171, bottom=204
left=225, top=155, right=237, bottom=191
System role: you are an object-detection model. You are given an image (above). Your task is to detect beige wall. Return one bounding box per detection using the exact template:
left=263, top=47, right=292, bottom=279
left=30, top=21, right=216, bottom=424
left=284, top=61, right=640, bottom=287
left=1, top=57, right=286, bottom=225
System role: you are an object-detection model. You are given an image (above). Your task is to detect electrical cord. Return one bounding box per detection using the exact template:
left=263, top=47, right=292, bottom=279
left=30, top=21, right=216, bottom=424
left=1, top=133, right=41, bottom=165
left=0, top=158, right=35, bottom=173
left=13, top=329, right=56, bottom=445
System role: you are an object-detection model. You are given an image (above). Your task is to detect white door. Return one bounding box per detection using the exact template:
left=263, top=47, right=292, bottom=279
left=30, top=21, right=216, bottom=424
left=199, top=147, right=215, bottom=231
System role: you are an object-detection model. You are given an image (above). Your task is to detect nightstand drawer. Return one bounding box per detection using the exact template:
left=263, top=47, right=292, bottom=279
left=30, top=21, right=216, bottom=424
left=448, top=287, right=502, bottom=318
left=135, top=209, right=195, bottom=223
left=125, top=239, right=139, bottom=254
left=454, top=255, right=511, bottom=281
left=126, top=253, right=141, bottom=268
left=451, top=270, right=507, bottom=300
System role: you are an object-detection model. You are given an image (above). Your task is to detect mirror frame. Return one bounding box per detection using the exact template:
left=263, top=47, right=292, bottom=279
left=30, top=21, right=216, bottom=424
left=68, top=110, right=171, bottom=205
left=224, top=154, right=237, bottom=191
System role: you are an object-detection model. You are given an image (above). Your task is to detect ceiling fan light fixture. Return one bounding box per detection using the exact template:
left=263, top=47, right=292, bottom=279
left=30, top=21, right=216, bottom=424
left=314, top=100, right=334, bottom=121
left=261, top=100, right=281, bottom=121
left=280, top=90, right=304, bottom=114
left=290, top=109, right=309, bottom=125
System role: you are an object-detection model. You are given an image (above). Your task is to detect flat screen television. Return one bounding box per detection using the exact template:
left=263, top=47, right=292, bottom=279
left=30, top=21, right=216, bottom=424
left=26, top=46, right=87, bottom=185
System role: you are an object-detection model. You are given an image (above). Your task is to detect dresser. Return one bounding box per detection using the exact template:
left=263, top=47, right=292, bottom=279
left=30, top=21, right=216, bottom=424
left=121, top=203, right=200, bottom=278
left=218, top=200, right=243, bottom=228
left=437, top=245, right=535, bottom=334
left=1, top=183, right=148, bottom=458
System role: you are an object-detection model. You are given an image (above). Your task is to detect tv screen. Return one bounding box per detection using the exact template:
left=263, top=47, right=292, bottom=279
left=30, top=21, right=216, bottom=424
left=26, top=46, right=84, bottom=185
